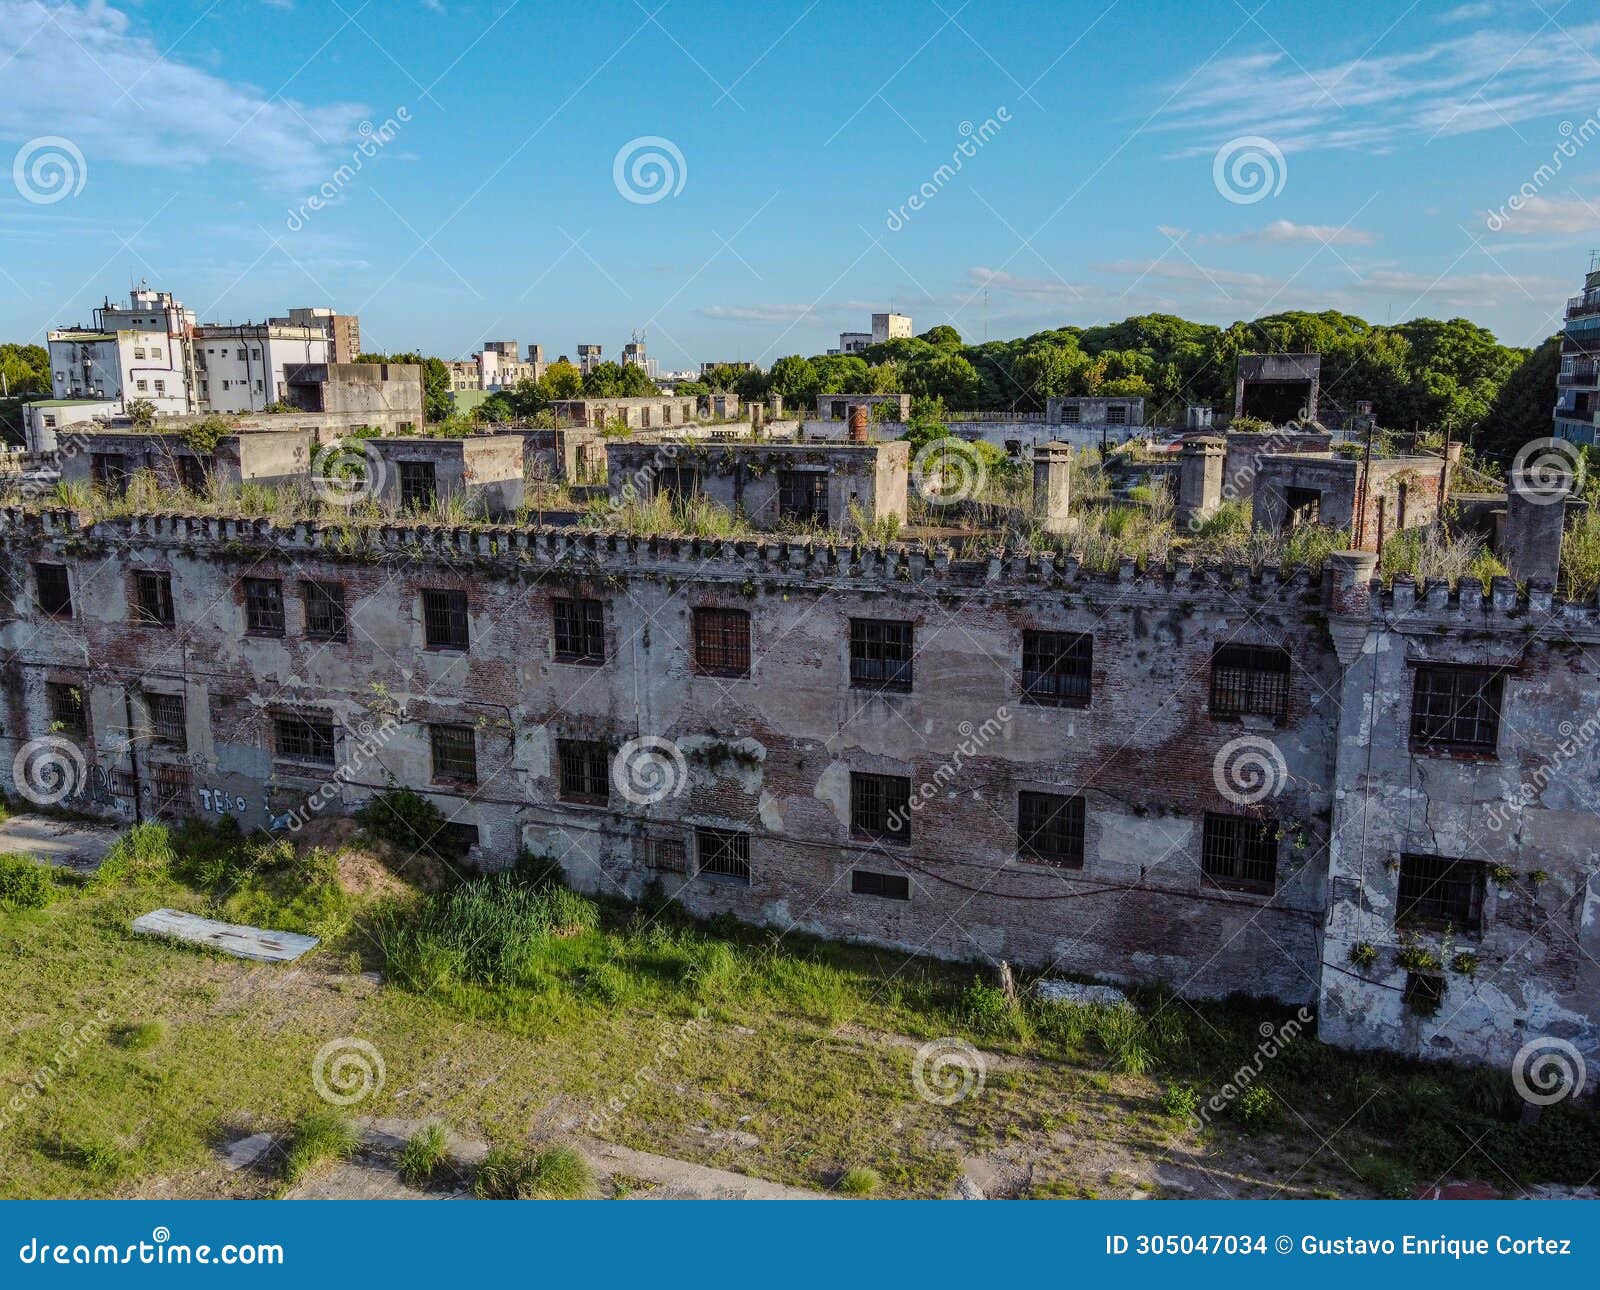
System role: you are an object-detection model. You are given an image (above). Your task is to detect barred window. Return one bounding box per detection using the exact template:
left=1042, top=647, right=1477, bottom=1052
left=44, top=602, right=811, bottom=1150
left=151, top=764, right=192, bottom=820
left=303, top=580, right=348, bottom=642
left=851, top=868, right=909, bottom=900
left=134, top=571, right=175, bottom=627
left=1200, top=812, right=1279, bottom=894
left=274, top=713, right=335, bottom=766
left=696, top=827, right=750, bottom=883
left=1397, top=854, right=1484, bottom=933
left=1018, top=791, right=1086, bottom=868
left=693, top=607, right=751, bottom=677
left=1209, top=644, right=1290, bottom=721
left=47, top=681, right=85, bottom=736
left=553, top=598, right=605, bottom=663
left=557, top=739, right=610, bottom=803
left=430, top=724, right=478, bottom=785
left=34, top=563, right=71, bottom=618
left=243, top=577, right=285, bottom=636
left=849, top=618, right=913, bottom=691
left=1060, top=404, right=1081, bottom=424
left=422, top=589, right=469, bottom=650
left=399, top=460, right=437, bottom=512
left=850, top=772, right=911, bottom=844
left=1106, top=404, right=1128, bottom=425
left=777, top=470, right=828, bottom=525
left=1021, top=630, right=1092, bottom=707
left=147, top=692, right=186, bottom=749
left=1409, top=666, right=1503, bottom=755
left=648, top=836, right=688, bottom=873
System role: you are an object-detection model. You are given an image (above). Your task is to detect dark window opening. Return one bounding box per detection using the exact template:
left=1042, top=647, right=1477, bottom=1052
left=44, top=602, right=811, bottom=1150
left=1284, top=487, right=1321, bottom=529
left=1060, top=404, right=1081, bottom=424
left=1397, top=853, right=1484, bottom=933
left=693, top=607, right=751, bottom=676
left=177, top=456, right=207, bottom=494
left=648, top=836, right=688, bottom=873
left=430, top=724, right=478, bottom=785
left=303, top=580, right=348, bottom=641
left=243, top=577, right=285, bottom=636
left=656, top=466, right=699, bottom=501
left=399, top=460, right=437, bottom=512
left=696, top=827, right=750, bottom=883
left=134, top=571, right=175, bottom=627
left=553, top=598, right=605, bottom=663
left=91, top=452, right=129, bottom=496
left=851, top=868, right=910, bottom=900
left=1201, top=811, right=1278, bottom=894
left=147, top=692, right=186, bottom=749
left=1209, top=644, right=1291, bottom=722
left=1403, top=972, right=1445, bottom=1017
left=34, top=563, right=71, bottom=618
left=1410, top=666, right=1503, bottom=755
left=1106, top=404, right=1128, bottom=425
left=557, top=739, right=610, bottom=803
left=850, top=618, right=913, bottom=691
left=1018, top=791, right=1086, bottom=868
left=422, top=589, right=469, bottom=651
left=47, top=681, right=85, bottom=736
left=850, top=772, right=911, bottom=844
left=1021, top=630, right=1092, bottom=707
left=274, top=713, right=335, bottom=766
left=438, top=821, right=480, bottom=856
left=777, top=470, right=828, bottom=526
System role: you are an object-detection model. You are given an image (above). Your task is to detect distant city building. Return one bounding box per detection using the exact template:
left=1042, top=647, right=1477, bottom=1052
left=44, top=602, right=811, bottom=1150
left=270, top=307, right=361, bottom=364
left=871, top=312, right=912, bottom=344
left=577, top=344, right=603, bottom=375
left=1555, top=255, right=1600, bottom=446
left=830, top=311, right=912, bottom=355
left=621, top=339, right=658, bottom=380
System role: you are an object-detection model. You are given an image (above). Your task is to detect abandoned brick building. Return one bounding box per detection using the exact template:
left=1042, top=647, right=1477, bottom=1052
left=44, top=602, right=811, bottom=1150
left=0, top=429, right=1594, bottom=1076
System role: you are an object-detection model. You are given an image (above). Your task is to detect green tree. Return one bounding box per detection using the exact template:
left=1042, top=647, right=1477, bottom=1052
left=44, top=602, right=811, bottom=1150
left=1475, top=335, right=1562, bottom=466
left=357, top=351, right=452, bottom=422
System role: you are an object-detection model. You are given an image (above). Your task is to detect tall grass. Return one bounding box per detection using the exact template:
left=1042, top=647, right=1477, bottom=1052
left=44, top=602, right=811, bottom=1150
left=1381, top=525, right=1506, bottom=586
left=374, top=871, right=600, bottom=991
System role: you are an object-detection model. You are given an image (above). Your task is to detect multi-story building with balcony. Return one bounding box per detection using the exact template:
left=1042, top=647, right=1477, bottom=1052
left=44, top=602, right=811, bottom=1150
left=1554, top=255, right=1600, bottom=446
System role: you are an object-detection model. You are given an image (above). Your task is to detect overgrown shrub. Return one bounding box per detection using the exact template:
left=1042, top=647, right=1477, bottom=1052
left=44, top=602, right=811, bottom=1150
left=398, top=1123, right=452, bottom=1189
left=839, top=1166, right=881, bottom=1196
left=355, top=788, right=449, bottom=856
left=1160, top=1083, right=1199, bottom=1119
left=0, top=854, right=54, bottom=910
left=1230, top=1084, right=1280, bottom=1129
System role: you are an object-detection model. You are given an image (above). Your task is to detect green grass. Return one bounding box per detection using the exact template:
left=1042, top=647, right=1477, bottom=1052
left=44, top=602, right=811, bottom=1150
left=280, top=1110, right=359, bottom=1185
left=838, top=1166, right=881, bottom=1196
left=473, top=1145, right=595, bottom=1199
left=397, top=1123, right=452, bottom=1189
left=0, top=854, right=55, bottom=910
left=2, top=823, right=1598, bottom=1200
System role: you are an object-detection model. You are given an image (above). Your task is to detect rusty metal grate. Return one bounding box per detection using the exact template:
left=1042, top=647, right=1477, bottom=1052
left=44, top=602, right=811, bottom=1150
left=1409, top=666, right=1502, bottom=754
left=557, top=739, right=610, bottom=803
left=422, top=589, right=469, bottom=650
left=1021, top=630, right=1092, bottom=707
left=243, top=577, right=285, bottom=636
left=430, top=723, right=478, bottom=785
left=553, top=598, right=605, bottom=663
left=1017, top=791, right=1085, bottom=867
left=1201, top=811, right=1278, bottom=894
left=696, top=827, right=750, bottom=882
left=693, top=607, right=751, bottom=676
left=849, top=618, right=913, bottom=690
left=1209, top=644, right=1290, bottom=721
left=850, top=772, right=911, bottom=843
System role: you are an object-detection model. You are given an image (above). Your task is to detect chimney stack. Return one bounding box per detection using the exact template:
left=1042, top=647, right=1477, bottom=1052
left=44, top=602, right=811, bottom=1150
left=1502, top=462, right=1571, bottom=584
left=1032, top=442, right=1073, bottom=535
left=847, top=404, right=869, bottom=443
left=1176, top=435, right=1225, bottom=530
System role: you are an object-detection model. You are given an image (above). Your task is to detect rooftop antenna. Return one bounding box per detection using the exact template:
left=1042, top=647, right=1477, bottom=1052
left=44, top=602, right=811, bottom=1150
left=1589, top=248, right=1600, bottom=274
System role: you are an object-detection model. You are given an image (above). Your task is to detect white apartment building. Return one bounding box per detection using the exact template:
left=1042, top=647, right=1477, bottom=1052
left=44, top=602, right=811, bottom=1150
left=829, top=312, right=912, bottom=356
left=193, top=323, right=329, bottom=413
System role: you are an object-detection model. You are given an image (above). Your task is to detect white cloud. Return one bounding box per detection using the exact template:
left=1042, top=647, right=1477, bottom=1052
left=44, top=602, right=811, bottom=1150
left=0, top=1, right=372, bottom=189
left=1204, top=219, right=1377, bottom=246
left=697, top=303, right=821, bottom=323
left=1094, top=259, right=1277, bottom=290
left=1351, top=268, right=1563, bottom=309
left=1483, top=193, right=1600, bottom=235
left=1160, top=21, right=1600, bottom=155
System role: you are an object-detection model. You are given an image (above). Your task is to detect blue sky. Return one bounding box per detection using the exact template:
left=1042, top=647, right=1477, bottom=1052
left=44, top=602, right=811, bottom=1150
left=0, top=0, right=1595, bottom=367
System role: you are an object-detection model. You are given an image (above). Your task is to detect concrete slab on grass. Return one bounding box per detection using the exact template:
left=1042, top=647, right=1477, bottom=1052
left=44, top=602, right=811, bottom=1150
left=0, top=814, right=121, bottom=872
left=132, top=908, right=319, bottom=962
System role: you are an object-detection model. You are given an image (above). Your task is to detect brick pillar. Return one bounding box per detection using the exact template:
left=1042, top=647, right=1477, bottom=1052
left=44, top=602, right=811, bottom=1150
left=1175, top=435, right=1225, bottom=530
left=1032, top=442, right=1073, bottom=535
left=1326, top=549, right=1379, bottom=667
left=847, top=405, right=869, bottom=443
